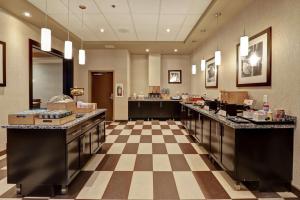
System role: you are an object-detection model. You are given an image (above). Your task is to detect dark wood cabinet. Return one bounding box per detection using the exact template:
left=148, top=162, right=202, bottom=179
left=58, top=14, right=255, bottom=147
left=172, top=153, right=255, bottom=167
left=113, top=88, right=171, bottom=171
left=202, top=116, right=211, bottom=152
left=222, top=126, right=235, bottom=173
left=67, top=138, right=80, bottom=181
left=128, top=100, right=181, bottom=120
left=195, top=113, right=202, bottom=143
left=210, top=121, right=222, bottom=162
left=6, top=111, right=106, bottom=196
left=180, top=104, right=294, bottom=190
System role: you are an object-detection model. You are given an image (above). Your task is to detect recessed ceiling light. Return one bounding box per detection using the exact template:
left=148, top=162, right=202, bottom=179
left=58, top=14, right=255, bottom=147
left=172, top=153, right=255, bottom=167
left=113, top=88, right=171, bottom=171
left=100, top=28, right=105, bottom=33
left=166, top=28, right=171, bottom=33
left=23, top=12, right=31, bottom=17
left=174, top=49, right=178, bottom=52
left=145, top=49, right=149, bottom=52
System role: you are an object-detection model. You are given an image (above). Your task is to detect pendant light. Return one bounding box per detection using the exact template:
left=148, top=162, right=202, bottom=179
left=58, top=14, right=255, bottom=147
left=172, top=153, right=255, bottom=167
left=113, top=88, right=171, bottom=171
left=41, top=0, right=51, bottom=51
left=79, top=5, right=86, bottom=65
left=214, top=12, right=221, bottom=66
left=64, top=0, right=72, bottom=59
left=192, top=64, right=197, bottom=75
left=201, top=59, right=206, bottom=71
left=240, top=24, right=249, bottom=57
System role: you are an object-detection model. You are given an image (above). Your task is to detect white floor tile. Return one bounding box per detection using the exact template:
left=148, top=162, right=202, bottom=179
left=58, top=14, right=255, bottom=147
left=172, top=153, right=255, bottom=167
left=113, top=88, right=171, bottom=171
left=115, top=125, right=125, bottom=129
left=82, top=154, right=105, bottom=171
left=141, top=130, right=152, bottom=135
left=105, top=129, right=113, bottom=135
left=76, top=171, right=113, bottom=199
left=174, top=135, right=190, bottom=143
left=153, top=155, right=172, bottom=171
left=152, top=135, right=164, bottom=143
left=212, top=171, right=256, bottom=199
left=120, top=129, right=132, bottom=135
left=173, top=171, right=205, bottom=199
left=166, top=143, right=183, bottom=154
left=115, top=155, right=136, bottom=171
left=128, top=171, right=153, bottom=199
left=0, top=178, right=15, bottom=196
left=137, top=143, right=152, bottom=154
left=107, top=143, right=126, bottom=154
left=162, top=129, right=173, bottom=135
left=105, top=135, right=118, bottom=143
left=159, top=121, right=168, bottom=125
left=191, top=143, right=208, bottom=154
left=184, top=154, right=210, bottom=171
left=175, top=121, right=182, bottom=125
left=169, top=125, right=180, bottom=129
left=127, top=135, right=141, bottom=143
left=277, top=191, right=297, bottom=198
left=127, top=121, right=136, bottom=125
left=133, top=125, right=143, bottom=129
left=144, top=121, right=152, bottom=125
left=152, top=125, right=161, bottom=129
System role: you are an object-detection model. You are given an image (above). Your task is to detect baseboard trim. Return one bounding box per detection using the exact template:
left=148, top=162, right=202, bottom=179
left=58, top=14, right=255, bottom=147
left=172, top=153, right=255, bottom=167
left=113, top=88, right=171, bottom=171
left=0, top=149, right=6, bottom=156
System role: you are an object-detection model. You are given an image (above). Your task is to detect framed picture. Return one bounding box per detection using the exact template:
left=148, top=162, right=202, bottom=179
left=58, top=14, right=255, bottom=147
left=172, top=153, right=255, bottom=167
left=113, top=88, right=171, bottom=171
left=0, top=41, right=6, bottom=87
left=116, top=83, right=124, bottom=97
left=236, top=27, right=272, bottom=87
left=168, top=70, right=182, bottom=84
left=205, top=57, right=218, bottom=88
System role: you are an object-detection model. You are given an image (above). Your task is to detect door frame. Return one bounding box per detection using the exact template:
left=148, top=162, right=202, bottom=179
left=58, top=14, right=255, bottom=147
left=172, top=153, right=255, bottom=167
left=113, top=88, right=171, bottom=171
left=89, top=70, right=115, bottom=121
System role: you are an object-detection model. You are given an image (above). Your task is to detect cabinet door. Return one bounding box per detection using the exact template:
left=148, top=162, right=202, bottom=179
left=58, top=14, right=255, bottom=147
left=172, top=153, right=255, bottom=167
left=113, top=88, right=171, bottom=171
left=79, top=131, right=91, bottom=168
left=202, top=117, right=210, bottom=152
left=195, top=113, right=202, bottom=143
left=211, top=121, right=222, bottom=162
left=90, top=126, right=99, bottom=154
left=67, top=138, right=79, bottom=180
left=190, top=110, right=196, bottom=136
left=99, top=121, right=105, bottom=144
left=180, top=105, right=187, bottom=127
left=222, top=126, right=235, bottom=172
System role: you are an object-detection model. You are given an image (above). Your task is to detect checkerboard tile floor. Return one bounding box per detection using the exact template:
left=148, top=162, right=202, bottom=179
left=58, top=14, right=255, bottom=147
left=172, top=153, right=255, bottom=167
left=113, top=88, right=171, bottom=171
left=0, top=120, right=298, bottom=200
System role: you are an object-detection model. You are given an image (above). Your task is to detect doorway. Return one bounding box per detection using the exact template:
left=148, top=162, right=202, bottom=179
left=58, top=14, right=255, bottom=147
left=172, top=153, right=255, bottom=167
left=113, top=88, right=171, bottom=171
left=91, top=72, right=113, bottom=121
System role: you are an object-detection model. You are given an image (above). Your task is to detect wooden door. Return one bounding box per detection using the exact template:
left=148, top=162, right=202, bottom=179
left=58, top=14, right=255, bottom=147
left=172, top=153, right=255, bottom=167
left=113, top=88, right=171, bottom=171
left=91, top=72, right=113, bottom=121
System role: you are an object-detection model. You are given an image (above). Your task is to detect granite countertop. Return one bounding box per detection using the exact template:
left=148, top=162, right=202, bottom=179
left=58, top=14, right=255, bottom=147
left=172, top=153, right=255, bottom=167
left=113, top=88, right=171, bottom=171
left=2, top=109, right=107, bottom=130
left=181, top=102, right=296, bottom=129
left=128, top=98, right=182, bottom=102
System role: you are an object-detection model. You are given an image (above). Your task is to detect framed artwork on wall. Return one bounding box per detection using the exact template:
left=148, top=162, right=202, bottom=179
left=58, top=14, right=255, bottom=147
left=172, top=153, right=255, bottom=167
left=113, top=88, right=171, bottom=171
left=0, top=41, right=6, bottom=87
left=205, top=57, right=218, bottom=88
left=168, top=70, right=182, bottom=84
left=116, top=83, right=124, bottom=97
left=236, top=27, right=272, bottom=87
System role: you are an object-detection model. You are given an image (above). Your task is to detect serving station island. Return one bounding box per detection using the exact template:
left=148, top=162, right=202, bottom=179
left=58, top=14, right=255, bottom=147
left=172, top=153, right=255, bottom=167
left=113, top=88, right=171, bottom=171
left=180, top=102, right=296, bottom=190
left=2, top=109, right=106, bottom=196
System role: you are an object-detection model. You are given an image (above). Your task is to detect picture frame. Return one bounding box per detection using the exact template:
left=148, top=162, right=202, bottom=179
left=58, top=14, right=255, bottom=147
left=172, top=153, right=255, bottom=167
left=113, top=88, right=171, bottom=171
left=0, top=41, right=6, bottom=87
left=116, top=83, right=124, bottom=97
left=168, top=70, right=182, bottom=84
left=236, top=27, right=272, bottom=87
left=205, top=57, right=218, bottom=88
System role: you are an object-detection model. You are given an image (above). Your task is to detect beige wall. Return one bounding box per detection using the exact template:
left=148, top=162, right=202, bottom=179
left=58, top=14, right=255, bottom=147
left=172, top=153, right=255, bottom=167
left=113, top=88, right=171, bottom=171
left=74, top=49, right=130, bottom=120
left=130, top=54, right=149, bottom=95
left=130, top=54, right=191, bottom=96
left=161, top=55, right=191, bottom=95
left=0, top=9, right=66, bottom=151
left=191, top=0, right=300, bottom=188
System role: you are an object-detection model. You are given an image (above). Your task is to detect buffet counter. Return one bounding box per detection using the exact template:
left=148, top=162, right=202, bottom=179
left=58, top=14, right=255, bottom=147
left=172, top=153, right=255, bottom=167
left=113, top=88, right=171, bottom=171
left=2, top=109, right=106, bottom=196
left=180, top=102, right=295, bottom=191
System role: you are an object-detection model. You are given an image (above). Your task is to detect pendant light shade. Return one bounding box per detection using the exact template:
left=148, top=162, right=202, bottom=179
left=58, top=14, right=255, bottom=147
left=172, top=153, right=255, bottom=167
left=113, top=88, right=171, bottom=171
left=64, top=40, right=72, bottom=59
left=192, top=64, right=197, bottom=75
left=79, top=49, right=86, bottom=65
left=41, top=28, right=51, bottom=51
left=215, top=50, right=221, bottom=66
left=201, top=59, right=206, bottom=71
left=240, top=35, right=249, bottom=56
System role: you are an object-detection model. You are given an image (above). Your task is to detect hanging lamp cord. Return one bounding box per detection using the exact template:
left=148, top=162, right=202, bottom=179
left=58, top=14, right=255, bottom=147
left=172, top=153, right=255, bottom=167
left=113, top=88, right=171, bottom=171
left=67, top=0, right=70, bottom=40
left=45, top=0, right=48, bottom=28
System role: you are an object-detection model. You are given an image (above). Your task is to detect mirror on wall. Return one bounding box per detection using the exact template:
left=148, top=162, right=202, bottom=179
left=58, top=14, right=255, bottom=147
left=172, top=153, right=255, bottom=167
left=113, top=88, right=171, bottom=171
left=29, top=39, right=73, bottom=109
left=32, top=48, right=63, bottom=108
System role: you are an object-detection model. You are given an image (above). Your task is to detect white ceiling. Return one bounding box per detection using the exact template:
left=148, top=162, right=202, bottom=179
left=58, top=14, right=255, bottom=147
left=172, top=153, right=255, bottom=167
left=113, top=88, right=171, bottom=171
left=27, top=0, right=212, bottom=42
